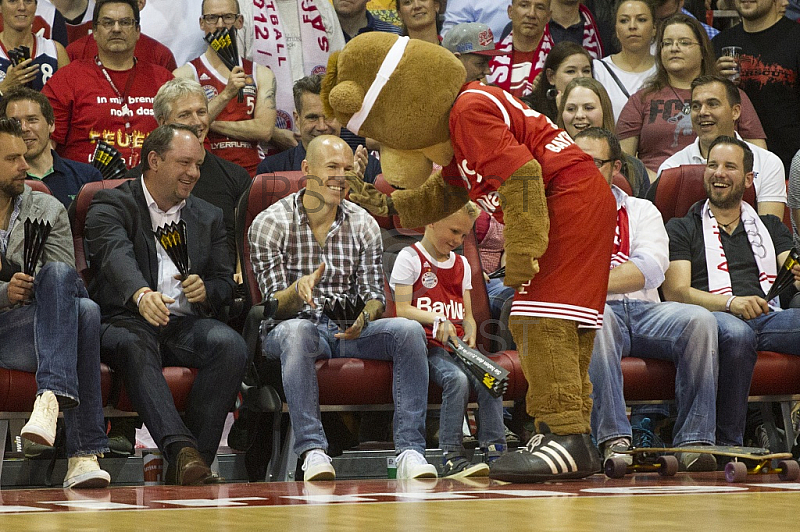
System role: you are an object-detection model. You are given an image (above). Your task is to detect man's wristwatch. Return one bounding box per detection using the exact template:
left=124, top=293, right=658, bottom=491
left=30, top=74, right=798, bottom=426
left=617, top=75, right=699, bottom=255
left=361, top=310, right=370, bottom=327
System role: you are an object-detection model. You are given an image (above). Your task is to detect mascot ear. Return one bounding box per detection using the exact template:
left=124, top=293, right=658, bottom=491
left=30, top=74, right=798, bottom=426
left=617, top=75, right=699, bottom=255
left=322, top=51, right=363, bottom=117
left=328, top=82, right=366, bottom=116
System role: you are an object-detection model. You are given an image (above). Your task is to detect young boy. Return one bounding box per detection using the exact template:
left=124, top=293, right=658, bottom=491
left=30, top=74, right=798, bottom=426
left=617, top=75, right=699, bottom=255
left=390, top=202, right=506, bottom=478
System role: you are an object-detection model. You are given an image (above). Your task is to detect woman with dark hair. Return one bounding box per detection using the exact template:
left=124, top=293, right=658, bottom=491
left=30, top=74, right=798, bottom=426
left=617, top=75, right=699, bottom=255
left=522, top=41, right=592, bottom=123
left=397, top=0, right=441, bottom=44
left=593, top=0, right=657, bottom=122
left=616, top=14, right=766, bottom=176
left=557, top=77, right=650, bottom=196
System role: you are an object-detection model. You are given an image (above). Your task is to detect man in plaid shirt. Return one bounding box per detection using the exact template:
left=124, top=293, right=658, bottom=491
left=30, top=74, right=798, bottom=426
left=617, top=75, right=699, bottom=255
left=248, top=135, right=437, bottom=481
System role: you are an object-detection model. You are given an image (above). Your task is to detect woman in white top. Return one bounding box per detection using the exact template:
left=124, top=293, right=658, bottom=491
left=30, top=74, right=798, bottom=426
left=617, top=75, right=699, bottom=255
left=593, top=0, right=657, bottom=122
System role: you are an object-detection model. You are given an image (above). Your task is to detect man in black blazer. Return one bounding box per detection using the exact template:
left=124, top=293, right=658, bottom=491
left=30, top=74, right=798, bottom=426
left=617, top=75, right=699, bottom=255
left=85, top=124, right=247, bottom=485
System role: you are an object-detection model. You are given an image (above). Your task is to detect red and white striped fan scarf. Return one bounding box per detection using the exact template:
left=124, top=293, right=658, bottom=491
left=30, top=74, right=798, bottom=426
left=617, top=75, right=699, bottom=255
left=487, top=6, right=603, bottom=95
left=701, top=200, right=779, bottom=309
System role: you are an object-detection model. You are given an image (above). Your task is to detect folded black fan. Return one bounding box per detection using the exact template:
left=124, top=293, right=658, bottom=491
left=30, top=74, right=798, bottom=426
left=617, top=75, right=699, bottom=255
left=487, top=265, right=505, bottom=280
left=204, top=27, right=243, bottom=102
left=23, top=218, right=52, bottom=276
left=155, top=221, right=190, bottom=278
left=448, top=338, right=509, bottom=398
left=322, top=294, right=366, bottom=330
left=8, top=45, right=30, bottom=66
left=765, top=248, right=800, bottom=302
left=91, top=141, right=128, bottom=179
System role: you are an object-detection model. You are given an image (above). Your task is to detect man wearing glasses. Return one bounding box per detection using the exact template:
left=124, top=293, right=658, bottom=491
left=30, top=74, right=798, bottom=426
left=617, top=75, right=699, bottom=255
left=573, top=127, right=721, bottom=473
left=65, top=0, right=177, bottom=71
left=174, top=0, right=291, bottom=176
left=662, top=136, right=800, bottom=450
left=41, top=0, right=173, bottom=169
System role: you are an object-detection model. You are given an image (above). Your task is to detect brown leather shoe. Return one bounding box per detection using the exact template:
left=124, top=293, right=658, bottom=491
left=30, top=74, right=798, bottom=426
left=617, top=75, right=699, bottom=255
left=164, top=447, right=212, bottom=486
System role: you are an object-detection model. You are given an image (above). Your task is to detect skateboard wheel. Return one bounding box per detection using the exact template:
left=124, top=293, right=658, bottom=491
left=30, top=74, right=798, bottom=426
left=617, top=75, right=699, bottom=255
left=778, top=460, right=800, bottom=481
left=725, top=461, right=747, bottom=483
left=657, top=456, right=678, bottom=477
left=605, top=457, right=627, bottom=479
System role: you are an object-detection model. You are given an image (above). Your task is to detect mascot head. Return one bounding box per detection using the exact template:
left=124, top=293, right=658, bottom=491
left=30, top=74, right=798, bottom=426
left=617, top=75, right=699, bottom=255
left=322, top=33, right=466, bottom=188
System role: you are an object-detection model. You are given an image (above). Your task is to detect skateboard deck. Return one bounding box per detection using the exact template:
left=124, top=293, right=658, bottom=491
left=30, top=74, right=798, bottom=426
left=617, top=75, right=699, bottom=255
left=604, top=445, right=798, bottom=482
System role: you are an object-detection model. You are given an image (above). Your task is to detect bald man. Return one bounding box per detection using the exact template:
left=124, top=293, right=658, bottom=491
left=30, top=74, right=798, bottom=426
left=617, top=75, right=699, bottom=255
left=248, top=135, right=437, bottom=482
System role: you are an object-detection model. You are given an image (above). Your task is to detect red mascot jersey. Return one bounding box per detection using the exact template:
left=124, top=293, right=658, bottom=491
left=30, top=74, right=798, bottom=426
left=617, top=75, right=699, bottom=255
left=441, top=82, right=616, bottom=328
left=189, top=55, right=261, bottom=176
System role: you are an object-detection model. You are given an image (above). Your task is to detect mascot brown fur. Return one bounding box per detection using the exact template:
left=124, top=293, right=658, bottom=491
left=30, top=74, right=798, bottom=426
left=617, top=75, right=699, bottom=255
left=323, top=32, right=616, bottom=483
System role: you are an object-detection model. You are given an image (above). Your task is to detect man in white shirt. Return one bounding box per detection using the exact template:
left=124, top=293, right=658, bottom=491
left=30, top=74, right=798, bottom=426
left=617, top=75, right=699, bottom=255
left=656, top=75, right=786, bottom=219
left=576, top=127, right=720, bottom=472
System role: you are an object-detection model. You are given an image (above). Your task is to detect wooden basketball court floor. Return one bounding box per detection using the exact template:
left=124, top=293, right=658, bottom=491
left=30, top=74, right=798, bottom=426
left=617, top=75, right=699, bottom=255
left=0, top=471, right=798, bottom=531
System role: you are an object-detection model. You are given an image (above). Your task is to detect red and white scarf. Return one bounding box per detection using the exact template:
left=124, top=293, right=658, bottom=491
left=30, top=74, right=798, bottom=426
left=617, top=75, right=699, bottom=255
left=701, top=200, right=779, bottom=309
left=487, top=29, right=552, bottom=96
left=487, top=6, right=602, bottom=96
left=251, top=0, right=331, bottom=132
left=610, top=204, right=630, bottom=270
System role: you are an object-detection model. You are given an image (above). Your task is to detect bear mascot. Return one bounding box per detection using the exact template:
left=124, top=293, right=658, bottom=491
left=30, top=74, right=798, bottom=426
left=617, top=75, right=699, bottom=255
left=323, top=32, right=616, bottom=482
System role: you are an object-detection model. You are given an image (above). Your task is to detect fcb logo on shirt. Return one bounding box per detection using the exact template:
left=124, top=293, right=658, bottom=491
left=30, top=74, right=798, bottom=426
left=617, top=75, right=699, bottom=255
left=201, top=84, right=218, bottom=100
left=421, top=271, right=438, bottom=289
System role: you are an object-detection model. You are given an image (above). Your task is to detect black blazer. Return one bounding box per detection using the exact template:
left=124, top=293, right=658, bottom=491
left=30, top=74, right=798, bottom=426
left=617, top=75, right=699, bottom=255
left=84, top=177, right=235, bottom=322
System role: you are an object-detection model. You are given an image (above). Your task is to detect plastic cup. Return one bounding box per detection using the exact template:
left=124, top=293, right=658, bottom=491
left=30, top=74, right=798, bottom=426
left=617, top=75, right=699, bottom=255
left=721, top=46, right=741, bottom=83
left=387, top=456, right=397, bottom=479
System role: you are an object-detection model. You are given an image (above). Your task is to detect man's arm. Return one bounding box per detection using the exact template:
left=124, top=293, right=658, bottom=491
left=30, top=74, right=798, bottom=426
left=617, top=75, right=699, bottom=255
left=84, top=191, right=151, bottom=308
left=608, top=199, right=669, bottom=294
left=662, top=259, right=769, bottom=318
left=248, top=202, right=303, bottom=320
left=207, top=64, right=277, bottom=143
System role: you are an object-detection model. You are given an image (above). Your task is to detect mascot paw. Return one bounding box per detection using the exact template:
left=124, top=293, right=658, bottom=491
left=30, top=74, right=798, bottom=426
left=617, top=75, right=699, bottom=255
left=504, top=254, right=539, bottom=289
left=346, top=172, right=390, bottom=217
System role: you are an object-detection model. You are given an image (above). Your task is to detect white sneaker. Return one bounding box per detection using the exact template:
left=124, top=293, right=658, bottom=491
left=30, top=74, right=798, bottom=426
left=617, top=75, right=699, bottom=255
left=302, top=449, right=335, bottom=481
left=602, top=437, right=632, bottom=466
left=396, top=450, right=438, bottom=480
left=21, top=391, right=59, bottom=446
left=63, top=455, right=111, bottom=489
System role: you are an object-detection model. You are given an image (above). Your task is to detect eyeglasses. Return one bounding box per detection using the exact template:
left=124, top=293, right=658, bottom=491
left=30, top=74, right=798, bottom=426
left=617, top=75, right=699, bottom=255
left=97, top=17, right=137, bottom=29
left=201, top=13, right=240, bottom=24
left=661, top=39, right=699, bottom=49
left=592, top=157, right=615, bottom=168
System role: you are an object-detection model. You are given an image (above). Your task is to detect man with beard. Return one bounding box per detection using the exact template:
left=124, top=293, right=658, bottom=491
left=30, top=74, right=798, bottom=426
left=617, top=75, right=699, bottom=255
left=713, top=0, right=800, bottom=176
left=662, top=136, right=800, bottom=447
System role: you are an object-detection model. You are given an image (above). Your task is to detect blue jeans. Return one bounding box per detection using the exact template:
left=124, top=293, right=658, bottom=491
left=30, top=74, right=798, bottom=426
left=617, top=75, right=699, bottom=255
left=0, top=262, right=108, bottom=457
left=428, top=345, right=505, bottom=452
left=262, top=316, right=429, bottom=456
left=714, top=309, right=800, bottom=445
left=486, top=278, right=515, bottom=321
left=100, top=315, right=247, bottom=466
left=589, top=300, right=718, bottom=447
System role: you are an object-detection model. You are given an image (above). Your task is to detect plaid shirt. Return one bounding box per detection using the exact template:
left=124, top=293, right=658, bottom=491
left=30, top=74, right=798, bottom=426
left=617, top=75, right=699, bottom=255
left=248, top=189, right=385, bottom=322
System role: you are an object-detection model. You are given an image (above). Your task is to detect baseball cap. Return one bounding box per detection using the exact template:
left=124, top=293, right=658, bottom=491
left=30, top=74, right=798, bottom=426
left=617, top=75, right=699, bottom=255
left=442, top=22, right=506, bottom=57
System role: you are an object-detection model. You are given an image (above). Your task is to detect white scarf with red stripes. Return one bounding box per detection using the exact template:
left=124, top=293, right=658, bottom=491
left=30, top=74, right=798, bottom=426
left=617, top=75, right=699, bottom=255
left=702, top=200, right=779, bottom=308
left=251, top=0, right=331, bottom=131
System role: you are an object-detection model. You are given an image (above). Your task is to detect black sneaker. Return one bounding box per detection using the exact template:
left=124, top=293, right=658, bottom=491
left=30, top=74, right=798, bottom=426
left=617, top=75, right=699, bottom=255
left=442, top=454, right=489, bottom=478
left=489, top=430, right=601, bottom=483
